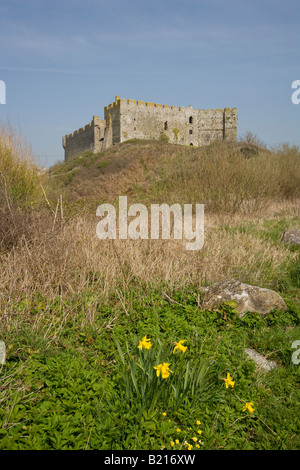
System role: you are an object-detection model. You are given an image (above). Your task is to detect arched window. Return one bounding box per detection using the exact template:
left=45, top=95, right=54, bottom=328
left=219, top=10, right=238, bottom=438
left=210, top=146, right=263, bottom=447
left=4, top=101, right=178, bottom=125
left=190, top=143, right=193, bottom=146
left=189, top=116, right=193, bottom=124
left=164, top=121, right=168, bottom=130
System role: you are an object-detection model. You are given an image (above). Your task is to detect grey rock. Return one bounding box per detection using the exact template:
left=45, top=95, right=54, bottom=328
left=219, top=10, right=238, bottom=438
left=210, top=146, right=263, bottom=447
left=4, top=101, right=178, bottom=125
left=200, top=279, right=287, bottom=316
left=281, top=229, right=300, bottom=245
left=245, top=348, right=277, bottom=371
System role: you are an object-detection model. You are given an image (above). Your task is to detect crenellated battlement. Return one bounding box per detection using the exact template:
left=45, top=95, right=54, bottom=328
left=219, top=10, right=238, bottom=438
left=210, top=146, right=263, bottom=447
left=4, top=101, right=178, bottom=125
left=63, top=94, right=237, bottom=160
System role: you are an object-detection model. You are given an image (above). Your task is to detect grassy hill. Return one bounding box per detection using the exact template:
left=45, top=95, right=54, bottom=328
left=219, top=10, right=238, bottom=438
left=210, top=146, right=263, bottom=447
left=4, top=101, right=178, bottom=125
left=0, top=130, right=299, bottom=450
left=46, top=138, right=300, bottom=212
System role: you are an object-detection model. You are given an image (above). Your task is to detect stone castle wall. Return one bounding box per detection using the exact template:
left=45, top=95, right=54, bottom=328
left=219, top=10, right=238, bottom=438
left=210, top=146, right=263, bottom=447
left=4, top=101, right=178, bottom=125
left=63, top=95, right=237, bottom=160
left=62, top=116, right=105, bottom=161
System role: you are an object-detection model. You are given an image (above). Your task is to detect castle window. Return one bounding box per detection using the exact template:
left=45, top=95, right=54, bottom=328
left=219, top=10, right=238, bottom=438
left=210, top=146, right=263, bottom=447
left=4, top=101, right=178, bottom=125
left=190, top=143, right=193, bottom=146
left=164, top=121, right=168, bottom=130
left=189, top=116, right=193, bottom=124
left=189, top=129, right=193, bottom=134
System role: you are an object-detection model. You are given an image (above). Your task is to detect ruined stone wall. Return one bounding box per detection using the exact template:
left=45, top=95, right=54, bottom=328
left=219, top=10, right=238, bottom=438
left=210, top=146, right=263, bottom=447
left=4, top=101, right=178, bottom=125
left=104, top=96, right=237, bottom=147
left=223, top=107, right=238, bottom=142
left=104, top=101, right=121, bottom=146
left=63, top=95, right=237, bottom=160
left=62, top=116, right=105, bottom=161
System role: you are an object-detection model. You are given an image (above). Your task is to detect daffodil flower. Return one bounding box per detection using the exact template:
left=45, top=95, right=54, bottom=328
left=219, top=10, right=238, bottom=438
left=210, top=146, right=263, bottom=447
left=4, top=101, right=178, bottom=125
left=173, top=340, right=187, bottom=354
left=154, top=362, right=172, bottom=378
left=243, top=402, right=255, bottom=414
left=224, top=373, right=235, bottom=389
left=138, top=336, right=151, bottom=350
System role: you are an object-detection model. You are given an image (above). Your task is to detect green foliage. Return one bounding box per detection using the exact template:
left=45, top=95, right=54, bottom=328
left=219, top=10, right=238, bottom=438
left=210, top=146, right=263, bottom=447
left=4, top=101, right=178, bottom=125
left=97, top=160, right=108, bottom=169
left=159, top=132, right=169, bottom=144
left=1, top=288, right=299, bottom=450
left=115, top=336, right=215, bottom=413
left=173, top=128, right=179, bottom=141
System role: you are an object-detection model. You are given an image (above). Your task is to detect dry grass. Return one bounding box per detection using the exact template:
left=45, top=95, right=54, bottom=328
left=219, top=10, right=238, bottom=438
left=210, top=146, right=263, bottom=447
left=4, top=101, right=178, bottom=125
left=0, top=199, right=298, bottom=320
left=0, top=136, right=299, bottom=325
left=0, top=123, right=43, bottom=251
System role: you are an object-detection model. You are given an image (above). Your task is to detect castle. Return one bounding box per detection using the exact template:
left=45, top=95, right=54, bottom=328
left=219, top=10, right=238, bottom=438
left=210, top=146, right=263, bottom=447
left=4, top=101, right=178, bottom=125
left=62, top=95, right=238, bottom=161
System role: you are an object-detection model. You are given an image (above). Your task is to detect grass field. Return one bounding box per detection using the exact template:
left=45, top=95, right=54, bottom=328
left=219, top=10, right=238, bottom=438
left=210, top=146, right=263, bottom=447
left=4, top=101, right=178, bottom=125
left=0, top=125, right=299, bottom=450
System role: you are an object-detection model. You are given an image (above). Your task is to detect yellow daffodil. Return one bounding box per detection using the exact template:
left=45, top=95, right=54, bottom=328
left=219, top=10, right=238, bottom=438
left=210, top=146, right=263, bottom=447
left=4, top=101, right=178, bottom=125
left=173, top=340, right=187, bottom=354
left=224, top=373, right=235, bottom=389
left=138, top=336, right=151, bottom=350
left=196, top=420, right=201, bottom=425
left=175, top=439, right=179, bottom=445
left=197, top=430, right=202, bottom=435
left=192, top=437, right=197, bottom=442
left=176, top=428, right=181, bottom=433
left=162, top=412, right=167, bottom=416
left=243, top=402, right=255, bottom=414
left=170, top=441, right=175, bottom=447
left=196, top=444, right=200, bottom=448
left=187, top=443, right=193, bottom=450
left=154, top=362, right=172, bottom=379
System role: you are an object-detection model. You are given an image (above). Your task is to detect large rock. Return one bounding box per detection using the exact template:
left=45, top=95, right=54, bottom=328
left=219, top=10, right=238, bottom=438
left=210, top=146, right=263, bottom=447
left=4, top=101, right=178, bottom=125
left=281, top=229, right=300, bottom=245
left=200, top=279, right=287, bottom=316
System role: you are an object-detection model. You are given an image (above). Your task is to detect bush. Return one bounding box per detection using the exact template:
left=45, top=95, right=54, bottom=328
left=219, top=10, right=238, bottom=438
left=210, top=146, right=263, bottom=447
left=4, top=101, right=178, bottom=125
left=159, top=132, right=169, bottom=144
left=0, top=123, right=43, bottom=250
left=144, top=141, right=300, bottom=214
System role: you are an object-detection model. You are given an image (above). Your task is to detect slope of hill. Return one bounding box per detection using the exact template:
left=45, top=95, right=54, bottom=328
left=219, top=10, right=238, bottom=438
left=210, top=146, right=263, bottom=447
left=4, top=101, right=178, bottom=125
left=46, top=138, right=300, bottom=217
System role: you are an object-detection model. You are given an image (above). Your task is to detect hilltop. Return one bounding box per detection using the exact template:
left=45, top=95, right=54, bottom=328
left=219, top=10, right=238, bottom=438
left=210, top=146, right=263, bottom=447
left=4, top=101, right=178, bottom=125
left=45, top=137, right=299, bottom=217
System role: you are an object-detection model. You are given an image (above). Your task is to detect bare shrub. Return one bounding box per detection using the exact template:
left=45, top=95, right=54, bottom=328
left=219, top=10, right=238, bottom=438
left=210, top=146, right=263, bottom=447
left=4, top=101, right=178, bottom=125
left=0, top=123, right=44, bottom=251
left=143, top=142, right=300, bottom=215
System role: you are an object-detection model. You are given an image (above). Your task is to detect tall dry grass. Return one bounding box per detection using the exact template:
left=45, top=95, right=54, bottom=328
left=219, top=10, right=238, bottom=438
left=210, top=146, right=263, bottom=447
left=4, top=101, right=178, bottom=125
left=0, top=123, right=43, bottom=251
left=0, top=200, right=298, bottom=319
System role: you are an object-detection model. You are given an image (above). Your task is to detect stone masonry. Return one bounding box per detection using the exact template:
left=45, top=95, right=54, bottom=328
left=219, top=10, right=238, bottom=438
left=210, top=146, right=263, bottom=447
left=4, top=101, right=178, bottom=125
left=62, top=95, right=238, bottom=161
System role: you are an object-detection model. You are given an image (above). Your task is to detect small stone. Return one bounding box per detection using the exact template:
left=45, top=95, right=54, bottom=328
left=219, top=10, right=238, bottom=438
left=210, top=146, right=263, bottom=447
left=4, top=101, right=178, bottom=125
left=245, top=348, right=277, bottom=371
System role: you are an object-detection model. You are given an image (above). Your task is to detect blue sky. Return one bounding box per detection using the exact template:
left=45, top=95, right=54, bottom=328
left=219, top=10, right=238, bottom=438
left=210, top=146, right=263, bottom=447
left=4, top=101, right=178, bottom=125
left=0, top=0, right=299, bottom=167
